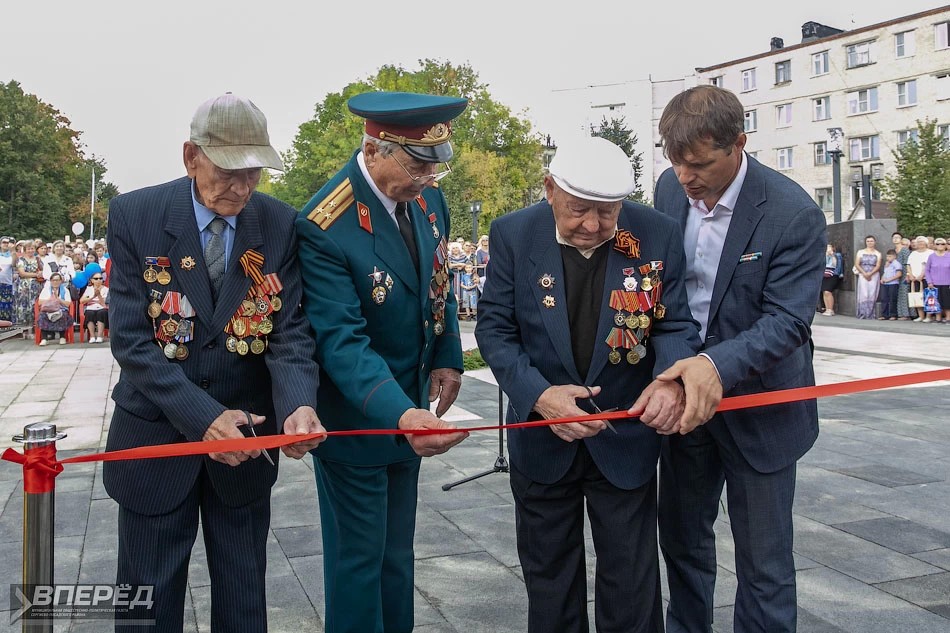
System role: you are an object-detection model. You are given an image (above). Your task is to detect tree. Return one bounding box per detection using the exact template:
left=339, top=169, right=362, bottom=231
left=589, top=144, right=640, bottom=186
left=590, top=116, right=646, bottom=203
left=881, top=118, right=950, bottom=238
left=273, top=60, right=544, bottom=236
left=0, top=81, right=118, bottom=240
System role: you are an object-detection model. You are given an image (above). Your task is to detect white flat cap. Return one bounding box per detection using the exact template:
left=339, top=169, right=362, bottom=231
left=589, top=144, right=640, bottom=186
left=548, top=136, right=635, bottom=202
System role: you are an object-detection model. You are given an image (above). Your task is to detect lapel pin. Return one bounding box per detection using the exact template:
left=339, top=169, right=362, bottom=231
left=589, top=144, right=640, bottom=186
left=538, top=273, right=556, bottom=289
left=542, top=295, right=556, bottom=308
left=180, top=256, right=196, bottom=271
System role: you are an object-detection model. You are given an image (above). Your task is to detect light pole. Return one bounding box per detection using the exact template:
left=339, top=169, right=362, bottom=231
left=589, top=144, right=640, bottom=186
left=469, top=200, right=482, bottom=244
left=827, top=127, right=843, bottom=223
left=89, top=167, right=96, bottom=241
left=851, top=163, right=885, bottom=219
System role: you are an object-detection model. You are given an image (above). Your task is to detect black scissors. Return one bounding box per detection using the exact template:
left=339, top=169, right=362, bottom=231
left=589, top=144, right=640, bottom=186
left=244, top=411, right=275, bottom=466
left=584, top=386, right=618, bottom=434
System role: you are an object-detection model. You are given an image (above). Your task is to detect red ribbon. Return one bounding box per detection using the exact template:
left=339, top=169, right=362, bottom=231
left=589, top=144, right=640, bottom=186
left=4, top=369, right=950, bottom=485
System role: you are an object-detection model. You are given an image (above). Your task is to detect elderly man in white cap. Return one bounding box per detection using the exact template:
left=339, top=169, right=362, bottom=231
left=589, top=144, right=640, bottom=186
left=104, top=93, right=326, bottom=632
left=476, top=136, right=701, bottom=633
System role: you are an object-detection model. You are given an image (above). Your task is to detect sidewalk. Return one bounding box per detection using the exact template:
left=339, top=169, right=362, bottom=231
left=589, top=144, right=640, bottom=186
left=1, top=318, right=949, bottom=632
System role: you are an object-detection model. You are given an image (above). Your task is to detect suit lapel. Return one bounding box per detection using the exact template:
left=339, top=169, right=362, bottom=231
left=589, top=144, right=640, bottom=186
left=210, top=200, right=260, bottom=333
left=530, top=218, right=582, bottom=384
left=409, top=197, right=434, bottom=306
left=707, top=162, right=766, bottom=325
left=165, top=180, right=214, bottom=330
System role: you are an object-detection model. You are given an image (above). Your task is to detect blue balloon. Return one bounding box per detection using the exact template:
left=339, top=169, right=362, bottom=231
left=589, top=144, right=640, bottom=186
left=84, top=263, right=102, bottom=276
left=72, top=271, right=88, bottom=289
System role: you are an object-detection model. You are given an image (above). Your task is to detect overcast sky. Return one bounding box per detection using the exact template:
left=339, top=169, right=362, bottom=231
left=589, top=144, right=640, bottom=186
left=1, top=0, right=941, bottom=194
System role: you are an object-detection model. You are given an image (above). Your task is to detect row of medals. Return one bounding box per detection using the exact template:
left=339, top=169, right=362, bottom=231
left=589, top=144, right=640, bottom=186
left=225, top=294, right=281, bottom=356
left=609, top=272, right=662, bottom=366
left=144, top=259, right=192, bottom=361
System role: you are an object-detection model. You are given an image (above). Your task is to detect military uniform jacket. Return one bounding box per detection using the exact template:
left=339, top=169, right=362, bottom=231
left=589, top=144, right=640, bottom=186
left=104, top=177, right=319, bottom=515
left=296, top=151, right=464, bottom=466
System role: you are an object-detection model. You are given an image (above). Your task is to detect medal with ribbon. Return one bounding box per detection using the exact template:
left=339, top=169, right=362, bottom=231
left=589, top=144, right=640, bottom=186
left=226, top=249, right=276, bottom=355
left=429, top=238, right=450, bottom=335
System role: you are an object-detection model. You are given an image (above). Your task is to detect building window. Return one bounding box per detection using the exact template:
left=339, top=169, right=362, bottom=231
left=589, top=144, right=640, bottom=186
left=813, top=96, right=831, bottom=121
left=846, top=41, right=873, bottom=68
left=777, top=147, right=793, bottom=170
left=814, top=142, right=832, bottom=165
left=895, top=30, right=916, bottom=57
left=741, top=68, right=757, bottom=92
left=709, top=76, right=724, bottom=87
left=938, top=74, right=950, bottom=101
left=847, top=87, right=879, bottom=114
left=939, top=124, right=950, bottom=147
left=812, top=51, right=830, bottom=76
left=775, top=60, right=792, bottom=84
left=897, top=80, right=918, bottom=107
left=897, top=129, right=919, bottom=149
left=815, top=188, right=834, bottom=212
left=849, top=135, right=880, bottom=161
left=744, top=110, right=757, bottom=133
left=937, top=22, right=949, bottom=50
left=775, top=103, right=792, bottom=127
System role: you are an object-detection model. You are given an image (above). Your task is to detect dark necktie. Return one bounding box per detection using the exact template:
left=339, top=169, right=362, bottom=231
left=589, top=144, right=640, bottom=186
left=396, top=202, right=419, bottom=273
left=205, top=217, right=227, bottom=301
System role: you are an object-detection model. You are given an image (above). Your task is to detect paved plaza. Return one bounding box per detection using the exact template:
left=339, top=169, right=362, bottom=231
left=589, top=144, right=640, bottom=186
left=1, top=317, right=950, bottom=632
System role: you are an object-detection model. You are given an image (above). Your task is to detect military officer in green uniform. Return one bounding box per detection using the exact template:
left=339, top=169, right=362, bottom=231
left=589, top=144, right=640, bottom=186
left=296, top=91, right=470, bottom=633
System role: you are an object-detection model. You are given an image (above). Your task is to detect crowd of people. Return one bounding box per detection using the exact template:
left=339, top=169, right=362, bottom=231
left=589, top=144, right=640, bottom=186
left=448, top=235, right=489, bottom=319
left=821, top=232, right=950, bottom=322
left=0, top=235, right=110, bottom=342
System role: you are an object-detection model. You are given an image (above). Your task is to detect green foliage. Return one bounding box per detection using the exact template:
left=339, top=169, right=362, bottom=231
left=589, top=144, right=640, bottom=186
left=590, top=116, right=646, bottom=203
left=0, top=81, right=118, bottom=241
left=272, top=60, right=545, bottom=225
left=462, top=347, right=488, bottom=371
left=881, top=119, right=950, bottom=238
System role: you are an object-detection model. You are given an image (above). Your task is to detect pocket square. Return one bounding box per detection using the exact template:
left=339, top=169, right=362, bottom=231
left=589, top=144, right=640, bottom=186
left=738, top=252, right=762, bottom=263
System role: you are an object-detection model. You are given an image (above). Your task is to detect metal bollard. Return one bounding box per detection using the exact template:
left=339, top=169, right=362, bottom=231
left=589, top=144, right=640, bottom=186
left=13, top=422, right=66, bottom=633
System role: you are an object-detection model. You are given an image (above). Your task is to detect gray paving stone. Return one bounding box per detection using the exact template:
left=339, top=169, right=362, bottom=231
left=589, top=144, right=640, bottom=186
left=829, top=463, right=943, bottom=488
left=273, top=524, right=323, bottom=558
left=441, top=505, right=520, bottom=567
left=834, top=517, right=950, bottom=555
left=414, top=509, right=484, bottom=560
left=287, top=554, right=324, bottom=625
left=915, top=549, right=950, bottom=571
left=414, top=552, right=527, bottom=633
left=794, top=516, right=942, bottom=584
left=875, top=571, right=950, bottom=619
left=797, top=566, right=950, bottom=633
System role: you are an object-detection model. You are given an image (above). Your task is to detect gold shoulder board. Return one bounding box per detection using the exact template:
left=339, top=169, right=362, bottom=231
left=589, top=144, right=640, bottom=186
left=307, top=178, right=354, bottom=230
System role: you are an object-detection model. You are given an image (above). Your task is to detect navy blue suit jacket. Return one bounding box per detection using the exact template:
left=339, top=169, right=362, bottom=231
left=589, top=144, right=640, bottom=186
left=654, top=155, right=827, bottom=473
left=475, top=201, right=701, bottom=489
left=104, top=177, right=318, bottom=515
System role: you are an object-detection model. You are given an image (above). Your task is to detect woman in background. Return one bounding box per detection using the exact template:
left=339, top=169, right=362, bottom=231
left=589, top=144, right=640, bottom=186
left=15, top=239, right=43, bottom=336
left=36, top=272, right=74, bottom=345
left=854, top=235, right=882, bottom=319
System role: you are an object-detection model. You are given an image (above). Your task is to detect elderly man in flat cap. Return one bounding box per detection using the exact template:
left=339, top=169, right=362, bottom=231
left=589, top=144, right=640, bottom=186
left=296, top=91, right=470, bottom=633
left=476, top=136, right=701, bottom=633
left=105, top=93, right=325, bottom=632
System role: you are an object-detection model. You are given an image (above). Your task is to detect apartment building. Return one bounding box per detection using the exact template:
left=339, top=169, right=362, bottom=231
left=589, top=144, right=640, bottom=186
left=652, top=6, right=950, bottom=222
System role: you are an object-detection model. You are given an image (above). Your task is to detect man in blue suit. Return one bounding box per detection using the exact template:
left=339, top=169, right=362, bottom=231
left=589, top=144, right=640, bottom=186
left=652, top=85, right=827, bottom=633
left=105, top=94, right=325, bottom=632
left=476, top=137, right=702, bottom=633
left=296, top=91, right=469, bottom=633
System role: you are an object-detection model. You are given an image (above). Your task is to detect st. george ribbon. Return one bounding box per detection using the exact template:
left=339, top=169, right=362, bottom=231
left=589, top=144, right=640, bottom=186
left=5, top=368, right=950, bottom=488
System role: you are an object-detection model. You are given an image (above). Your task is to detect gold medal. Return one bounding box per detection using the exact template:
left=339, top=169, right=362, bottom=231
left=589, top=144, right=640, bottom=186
left=156, top=269, right=172, bottom=285
left=232, top=318, right=247, bottom=337
left=148, top=301, right=162, bottom=319
left=163, top=342, right=178, bottom=359
left=258, top=317, right=273, bottom=335
left=608, top=349, right=622, bottom=365
left=248, top=319, right=260, bottom=336
left=626, top=350, right=641, bottom=365
left=226, top=335, right=239, bottom=353
left=640, top=277, right=653, bottom=291
left=241, top=300, right=256, bottom=317
left=270, top=296, right=282, bottom=311
left=625, top=314, right=639, bottom=329
left=639, top=314, right=651, bottom=329
left=143, top=268, right=158, bottom=283
left=654, top=303, right=666, bottom=319
left=236, top=339, right=250, bottom=356
left=250, top=339, right=266, bottom=355
left=175, top=344, right=189, bottom=361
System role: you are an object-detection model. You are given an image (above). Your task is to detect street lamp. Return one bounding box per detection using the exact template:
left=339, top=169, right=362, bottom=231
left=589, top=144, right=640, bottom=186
left=469, top=200, right=482, bottom=244
left=826, top=127, right=844, bottom=223
left=850, top=163, right=885, bottom=219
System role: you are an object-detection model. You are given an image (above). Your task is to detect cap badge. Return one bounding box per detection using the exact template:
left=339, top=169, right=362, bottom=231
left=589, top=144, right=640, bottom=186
left=422, top=122, right=450, bottom=144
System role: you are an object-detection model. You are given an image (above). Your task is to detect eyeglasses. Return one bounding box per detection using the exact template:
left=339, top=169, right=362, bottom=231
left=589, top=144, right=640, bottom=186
left=91, top=277, right=102, bottom=280
left=390, top=152, right=451, bottom=183
left=937, top=242, right=947, bottom=246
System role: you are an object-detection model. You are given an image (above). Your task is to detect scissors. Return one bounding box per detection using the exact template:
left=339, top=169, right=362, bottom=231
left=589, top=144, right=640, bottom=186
left=244, top=411, right=275, bottom=466
left=584, top=386, right=618, bottom=434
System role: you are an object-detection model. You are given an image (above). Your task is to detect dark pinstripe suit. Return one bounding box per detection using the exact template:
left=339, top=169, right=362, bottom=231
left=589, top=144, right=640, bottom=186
left=654, top=156, right=827, bottom=633
left=104, top=177, right=318, bottom=632
left=475, top=201, right=701, bottom=633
